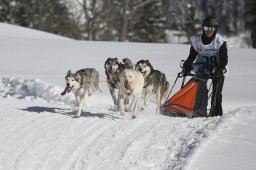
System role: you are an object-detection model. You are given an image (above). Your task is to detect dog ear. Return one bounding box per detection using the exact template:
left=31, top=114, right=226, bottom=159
left=74, top=73, right=81, bottom=82
left=122, top=58, right=128, bottom=63
left=135, top=60, right=141, bottom=69
left=123, top=58, right=132, bottom=67
left=146, top=60, right=152, bottom=67
left=136, top=60, right=142, bottom=67
left=114, top=57, right=119, bottom=63
left=67, top=70, right=72, bottom=76
left=74, top=75, right=79, bottom=82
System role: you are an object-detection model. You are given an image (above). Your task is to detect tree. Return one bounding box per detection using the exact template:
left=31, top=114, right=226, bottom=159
left=244, top=0, right=256, bottom=48
left=120, top=0, right=129, bottom=41
left=128, top=0, right=167, bottom=43
left=164, top=0, right=202, bottom=41
left=1, top=0, right=247, bottom=44
left=0, top=0, right=81, bottom=38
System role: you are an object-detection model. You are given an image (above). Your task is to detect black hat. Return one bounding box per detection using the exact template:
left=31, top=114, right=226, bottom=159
left=202, top=16, right=218, bottom=27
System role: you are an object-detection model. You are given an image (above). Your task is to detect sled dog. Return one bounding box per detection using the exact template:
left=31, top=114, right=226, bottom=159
left=104, top=57, right=133, bottom=106
left=61, top=68, right=102, bottom=118
left=118, top=68, right=144, bottom=119
left=135, top=60, right=169, bottom=114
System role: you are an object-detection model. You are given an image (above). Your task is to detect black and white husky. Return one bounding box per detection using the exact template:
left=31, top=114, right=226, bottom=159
left=135, top=60, right=169, bottom=114
left=61, top=68, right=102, bottom=118
left=104, top=57, right=133, bottom=106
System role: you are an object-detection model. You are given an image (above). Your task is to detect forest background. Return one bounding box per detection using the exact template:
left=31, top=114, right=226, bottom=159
left=0, top=0, right=255, bottom=48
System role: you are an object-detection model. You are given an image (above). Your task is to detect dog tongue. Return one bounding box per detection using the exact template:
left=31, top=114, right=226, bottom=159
left=61, top=86, right=70, bottom=96
left=111, top=69, right=116, bottom=76
left=124, top=80, right=132, bottom=91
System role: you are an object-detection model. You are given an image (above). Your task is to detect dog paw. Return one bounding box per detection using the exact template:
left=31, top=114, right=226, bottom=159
left=109, top=105, right=119, bottom=111
left=125, top=107, right=132, bottom=112
left=75, top=114, right=81, bottom=118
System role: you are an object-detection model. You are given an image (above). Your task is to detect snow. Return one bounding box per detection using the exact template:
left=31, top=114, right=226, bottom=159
left=0, top=22, right=256, bottom=170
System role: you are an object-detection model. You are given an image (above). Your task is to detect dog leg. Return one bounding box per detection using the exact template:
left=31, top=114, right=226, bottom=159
left=109, top=86, right=118, bottom=105
left=95, top=72, right=102, bottom=93
left=156, top=87, right=161, bottom=114
left=128, top=96, right=137, bottom=113
left=140, top=92, right=151, bottom=111
left=87, top=86, right=92, bottom=96
left=124, top=96, right=129, bottom=111
left=131, top=96, right=140, bottom=119
left=144, top=92, right=151, bottom=106
left=90, top=83, right=96, bottom=92
left=75, top=94, right=85, bottom=118
left=118, top=93, right=126, bottom=116
left=95, top=82, right=102, bottom=93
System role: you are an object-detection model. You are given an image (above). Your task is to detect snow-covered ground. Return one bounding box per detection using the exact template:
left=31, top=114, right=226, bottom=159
left=0, top=23, right=256, bottom=170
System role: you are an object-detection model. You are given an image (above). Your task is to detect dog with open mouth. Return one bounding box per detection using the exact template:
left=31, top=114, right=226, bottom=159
left=118, top=68, right=144, bottom=119
left=104, top=57, right=133, bottom=107
left=135, top=59, right=169, bottom=114
left=61, top=68, right=102, bottom=118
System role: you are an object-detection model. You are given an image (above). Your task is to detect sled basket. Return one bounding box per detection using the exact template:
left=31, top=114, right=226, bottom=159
left=162, top=76, right=208, bottom=118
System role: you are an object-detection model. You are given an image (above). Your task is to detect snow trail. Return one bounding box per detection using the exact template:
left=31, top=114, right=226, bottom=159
left=0, top=76, right=226, bottom=170
left=0, top=76, right=247, bottom=170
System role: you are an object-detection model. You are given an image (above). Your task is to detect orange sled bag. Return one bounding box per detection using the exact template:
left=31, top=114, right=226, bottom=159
left=162, top=77, right=208, bottom=118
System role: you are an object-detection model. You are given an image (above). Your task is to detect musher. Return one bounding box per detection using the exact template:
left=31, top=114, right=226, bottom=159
left=182, top=16, right=228, bottom=117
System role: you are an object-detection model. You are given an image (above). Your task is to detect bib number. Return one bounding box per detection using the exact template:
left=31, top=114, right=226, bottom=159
left=202, top=55, right=218, bottom=66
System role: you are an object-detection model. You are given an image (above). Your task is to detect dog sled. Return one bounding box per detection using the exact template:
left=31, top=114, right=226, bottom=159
left=161, top=60, right=225, bottom=118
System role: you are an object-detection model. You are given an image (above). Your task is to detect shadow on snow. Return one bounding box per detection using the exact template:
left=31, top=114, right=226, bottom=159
left=20, top=106, right=122, bottom=120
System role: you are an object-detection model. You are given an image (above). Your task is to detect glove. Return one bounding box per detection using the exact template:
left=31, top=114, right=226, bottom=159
left=213, top=67, right=224, bottom=80
left=182, top=62, right=192, bottom=76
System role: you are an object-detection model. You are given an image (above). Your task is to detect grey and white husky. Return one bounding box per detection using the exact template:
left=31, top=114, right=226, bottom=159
left=135, top=60, right=169, bottom=114
left=104, top=57, right=133, bottom=106
left=61, top=68, right=102, bottom=118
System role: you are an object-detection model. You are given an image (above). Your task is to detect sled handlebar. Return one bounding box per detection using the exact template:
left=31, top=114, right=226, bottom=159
left=179, top=60, right=223, bottom=79
left=178, top=70, right=194, bottom=78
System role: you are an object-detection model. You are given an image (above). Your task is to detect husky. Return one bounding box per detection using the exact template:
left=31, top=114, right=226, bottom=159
left=61, top=68, right=102, bottom=118
left=104, top=57, right=133, bottom=106
left=118, top=68, right=144, bottom=119
left=135, top=60, right=169, bottom=114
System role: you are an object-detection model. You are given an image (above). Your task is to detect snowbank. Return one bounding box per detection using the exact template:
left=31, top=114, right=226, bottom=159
left=0, top=77, right=74, bottom=104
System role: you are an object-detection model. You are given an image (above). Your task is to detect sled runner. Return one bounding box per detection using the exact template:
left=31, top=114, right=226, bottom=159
left=161, top=60, right=224, bottom=118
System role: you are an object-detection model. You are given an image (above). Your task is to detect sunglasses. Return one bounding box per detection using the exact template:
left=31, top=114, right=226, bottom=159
left=203, top=26, right=216, bottom=32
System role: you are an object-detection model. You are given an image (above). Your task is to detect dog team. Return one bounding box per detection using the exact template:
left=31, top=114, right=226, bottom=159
left=61, top=58, right=169, bottom=119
